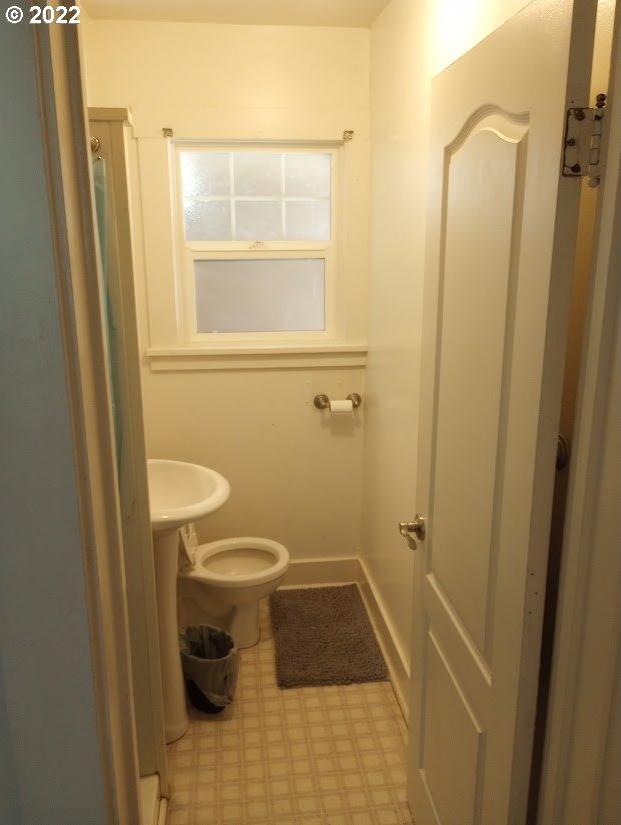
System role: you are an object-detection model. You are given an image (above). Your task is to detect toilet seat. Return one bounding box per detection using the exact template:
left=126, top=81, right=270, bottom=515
left=185, top=536, right=289, bottom=588
left=179, top=535, right=289, bottom=648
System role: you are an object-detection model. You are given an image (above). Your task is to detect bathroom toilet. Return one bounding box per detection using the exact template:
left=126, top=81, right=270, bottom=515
left=179, top=536, right=289, bottom=648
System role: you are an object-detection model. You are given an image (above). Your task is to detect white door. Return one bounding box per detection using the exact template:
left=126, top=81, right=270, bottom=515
left=406, top=1, right=599, bottom=823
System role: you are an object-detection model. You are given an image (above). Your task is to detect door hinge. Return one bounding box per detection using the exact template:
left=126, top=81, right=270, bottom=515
left=562, top=93, right=607, bottom=186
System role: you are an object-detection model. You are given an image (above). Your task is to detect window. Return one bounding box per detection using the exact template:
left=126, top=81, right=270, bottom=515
left=175, top=145, right=335, bottom=340
left=194, top=259, right=325, bottom=333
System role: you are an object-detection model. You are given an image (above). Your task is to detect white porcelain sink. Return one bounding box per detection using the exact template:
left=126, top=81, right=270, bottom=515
left=147, top=459, right=230, bottom=532
left=146, top=458, right=230, bottom=743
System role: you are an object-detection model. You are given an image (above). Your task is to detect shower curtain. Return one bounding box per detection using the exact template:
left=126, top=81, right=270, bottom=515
left=92, top=155, right=123, bottom=466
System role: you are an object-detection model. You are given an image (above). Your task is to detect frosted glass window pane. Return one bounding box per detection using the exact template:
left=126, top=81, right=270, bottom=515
left=194, top=258, right=325, bottom=332
left=184, top=199, right=231, bottom=241
left=285, top=153, right=331, bottom=197
left=180, top=151, right=230, bottom=197
left=234, top=152, right=281, bottom=196
left=235, top=200, right=282, bottom=240
left=285, top=200, right=330, bottom=240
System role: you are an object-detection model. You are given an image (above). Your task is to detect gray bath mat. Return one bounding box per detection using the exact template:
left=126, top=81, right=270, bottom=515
left=270, top=585, right=388, bottom=688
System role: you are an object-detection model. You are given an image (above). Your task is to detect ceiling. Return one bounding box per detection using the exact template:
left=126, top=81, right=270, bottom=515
left=82, top=0, right=392, bottom=27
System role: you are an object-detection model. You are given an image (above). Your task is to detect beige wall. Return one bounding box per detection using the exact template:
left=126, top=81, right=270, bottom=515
left=362, top=0, right=429, bottom=673
left=82, top=20, right=370, bottom=139
left=428, top=0, right=531, bottom=74
left=82, top=21, right=369, bottom=558
left=363, top=0, right=531, bottom=670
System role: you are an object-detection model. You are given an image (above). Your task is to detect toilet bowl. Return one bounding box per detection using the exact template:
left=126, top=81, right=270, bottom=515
left=179, top=536, right=289, bottom=648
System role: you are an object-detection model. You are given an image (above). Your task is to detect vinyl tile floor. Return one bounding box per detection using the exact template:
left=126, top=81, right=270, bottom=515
left=167, top=598, right=413, bottom=825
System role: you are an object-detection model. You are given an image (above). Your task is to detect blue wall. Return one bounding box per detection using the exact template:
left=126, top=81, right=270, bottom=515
left=0, top=19, right=109, bottom=825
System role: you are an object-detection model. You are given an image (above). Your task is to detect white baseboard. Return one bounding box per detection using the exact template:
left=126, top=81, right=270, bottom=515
left=157, top=797, right=168, bottom=825
left=138, top=773, right=168, bottom=825
left=357, top=558, right=411, bottom=721
left=280, top=555, right=410, bottom=723
left=282, top=556, right=363, bottom=588
left=139, top=774, right=160, bottom=825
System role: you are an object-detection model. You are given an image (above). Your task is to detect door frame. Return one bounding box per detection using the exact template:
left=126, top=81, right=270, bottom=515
left=35, top=22, right=142, bottom=824
left=537, top=9, right=621, bottom=822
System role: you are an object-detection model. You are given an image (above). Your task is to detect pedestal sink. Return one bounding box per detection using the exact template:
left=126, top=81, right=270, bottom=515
left=147, top=459, right=230, bottom=743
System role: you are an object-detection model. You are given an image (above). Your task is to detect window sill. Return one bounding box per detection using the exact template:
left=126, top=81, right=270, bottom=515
left=145, top=343, right=368, bottom=371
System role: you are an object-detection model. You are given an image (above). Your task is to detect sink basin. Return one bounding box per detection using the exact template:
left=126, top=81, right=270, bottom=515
left=146, top=458, right=230, bottom=743
left=147, top=459, right=230, bottom=532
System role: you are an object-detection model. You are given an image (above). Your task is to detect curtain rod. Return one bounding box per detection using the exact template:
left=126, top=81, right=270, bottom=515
left=161, top=129, right=354, bottom=145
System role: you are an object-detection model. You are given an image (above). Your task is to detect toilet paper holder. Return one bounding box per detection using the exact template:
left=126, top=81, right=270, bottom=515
left=314, top=393, right=362, bottom=410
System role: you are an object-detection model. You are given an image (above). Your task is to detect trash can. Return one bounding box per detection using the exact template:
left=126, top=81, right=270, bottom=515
left=180, top=625, right=239, bottom=714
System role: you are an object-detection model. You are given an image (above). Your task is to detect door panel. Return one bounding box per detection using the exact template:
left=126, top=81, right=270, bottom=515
left=423, top=632, right=483, bottom=825
left=408, top=1, right=597, bottom=823
left=432, top=115, right=528, bottom=658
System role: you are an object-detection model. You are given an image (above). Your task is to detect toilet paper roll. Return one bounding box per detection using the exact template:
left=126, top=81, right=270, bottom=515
left=329, top=399, right=354, bottom=413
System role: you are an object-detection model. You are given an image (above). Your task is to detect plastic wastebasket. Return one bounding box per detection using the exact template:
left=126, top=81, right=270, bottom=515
left=180, top=625, right=239, bottom=714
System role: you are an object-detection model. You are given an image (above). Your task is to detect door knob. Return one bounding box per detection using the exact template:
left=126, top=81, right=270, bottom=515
left=398, top=515, right=426, bottom=550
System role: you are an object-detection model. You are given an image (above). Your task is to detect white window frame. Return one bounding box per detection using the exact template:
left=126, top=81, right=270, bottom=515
left=171, top=141, right=338, bottom=345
